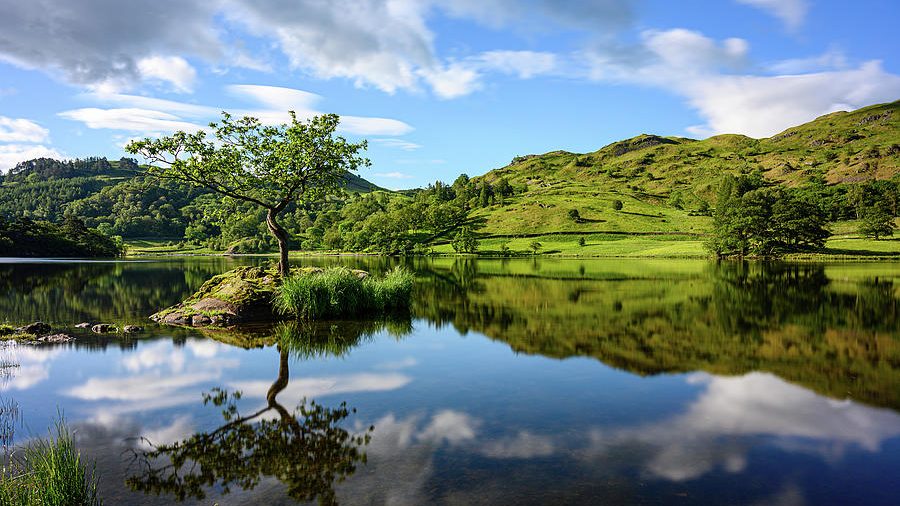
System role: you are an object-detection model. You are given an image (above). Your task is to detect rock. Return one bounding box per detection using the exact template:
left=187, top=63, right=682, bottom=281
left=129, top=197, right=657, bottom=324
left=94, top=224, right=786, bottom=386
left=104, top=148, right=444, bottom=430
left=19, top=322, right=50, bottom=335
left=91, top=323, right=116, bottom=333
left=38, top=333, right=75, bottom=343
left=75, top=322, right=91, bottom=328
left=122, top=325, right=143, bottom=333
left=191, top=315, right=212, bottom=326
left=351, top=269, right=369, bottom=279
left=151, top=266, right=281, bottom=327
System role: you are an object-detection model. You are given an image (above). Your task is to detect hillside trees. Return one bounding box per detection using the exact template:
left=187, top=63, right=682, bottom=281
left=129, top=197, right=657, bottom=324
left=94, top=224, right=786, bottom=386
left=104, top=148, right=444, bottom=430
left=127, top=112, right=368, bottom=275
left=859, top=203, right=895, bottom=239
left=708, top=174, right=830, bottom=257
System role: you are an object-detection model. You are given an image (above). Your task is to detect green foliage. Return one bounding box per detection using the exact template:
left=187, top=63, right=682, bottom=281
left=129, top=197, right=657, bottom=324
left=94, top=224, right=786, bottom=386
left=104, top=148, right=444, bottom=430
left=452, top=226, right=479, bottom=253
left=708, top=175, right=830, bottom=257
left=859, top=203, right=896, bottom=239
left=529, top=241, right=542, bottom=254
left=567, top=208, right=581, bottom=222
left=578, top=236, right=586, bottom=247
left=126, top=112, right=369, bottom=275
left=0, top=418, right=102, bottom=506
left=275, top=267, right=413, bottom=319
left=611, top=199, right=623, bottom=211
left=0, top=216, right=123, bottom=257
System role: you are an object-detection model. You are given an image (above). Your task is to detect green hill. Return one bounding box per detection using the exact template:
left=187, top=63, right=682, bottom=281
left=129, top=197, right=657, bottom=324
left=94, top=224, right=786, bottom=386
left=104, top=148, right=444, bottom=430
left=432, top=100, right=898, bottom=256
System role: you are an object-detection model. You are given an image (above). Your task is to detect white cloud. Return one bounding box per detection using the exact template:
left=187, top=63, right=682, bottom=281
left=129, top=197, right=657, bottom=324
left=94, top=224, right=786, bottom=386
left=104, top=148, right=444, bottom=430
left=63, top=85, right=414, bottom=137
left=0, top=0, right=222, bottom=90
left=227, top=84, right=321, bottom=112
left=678, top=61, right=900, bottom=137
left=227, top=0, right=434, bottom=95
left=476, top=50, right=558, bottom=79
left=0, top=144, right=64, bottom=172
left=436, top=0, right=636, bottom=31
left=419, top=63, right=483, bottom=99
left=372, top=138, right=422, bottom=151
left=642, top=29, right=748, bottom=72
left=736, top=0, right=810, bottom=30
left=374, top=171, right=414, bottom=179
left=582, top=28, right=900, bottom=138
left=57, top=108, right=203, bottom=135
left=767, top=49, right=849, bottom=74
left=0, top=116, right=49, bottom=143
left=137, top=56, right=198, bottom=93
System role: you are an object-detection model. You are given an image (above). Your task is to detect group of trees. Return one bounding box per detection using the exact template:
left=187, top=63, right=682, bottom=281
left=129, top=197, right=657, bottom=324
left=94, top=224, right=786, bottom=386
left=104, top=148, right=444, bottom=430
left=0, top=215, right=123, bottom=257
left=709, top=173, right=897, bottom=257
left=709, top=173, right=829, bottom=256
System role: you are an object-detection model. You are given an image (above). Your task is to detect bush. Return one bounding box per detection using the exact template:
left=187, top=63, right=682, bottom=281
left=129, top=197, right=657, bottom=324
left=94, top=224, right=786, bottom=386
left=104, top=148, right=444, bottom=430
left=611, top=199, right=623, bottom=211
left=0, top=419, right=101, bottom=505
left=275, top=267, right=414, bottom=320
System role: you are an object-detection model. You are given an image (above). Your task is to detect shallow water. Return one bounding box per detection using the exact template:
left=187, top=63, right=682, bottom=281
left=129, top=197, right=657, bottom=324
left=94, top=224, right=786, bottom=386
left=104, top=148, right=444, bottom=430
left=1, top=256, right=899, bottom=505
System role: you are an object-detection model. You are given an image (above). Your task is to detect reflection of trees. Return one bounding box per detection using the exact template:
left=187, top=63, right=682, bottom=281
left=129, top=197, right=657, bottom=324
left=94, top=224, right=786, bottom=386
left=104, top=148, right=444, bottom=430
left=413, top=260, right=900, bottom=410
left=0, top=259, right=254, bottom=325
left=126, top=319, right=413, bottom=504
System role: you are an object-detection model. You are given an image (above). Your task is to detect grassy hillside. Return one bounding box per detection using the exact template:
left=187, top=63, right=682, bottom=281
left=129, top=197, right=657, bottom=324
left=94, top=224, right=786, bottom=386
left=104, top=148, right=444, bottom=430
left=468, top=100, right=900, bottom=242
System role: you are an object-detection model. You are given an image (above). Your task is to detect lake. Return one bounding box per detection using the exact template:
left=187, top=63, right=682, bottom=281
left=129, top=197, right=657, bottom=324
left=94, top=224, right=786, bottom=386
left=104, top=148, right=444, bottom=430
left=1, top=256, right=899, bottom=505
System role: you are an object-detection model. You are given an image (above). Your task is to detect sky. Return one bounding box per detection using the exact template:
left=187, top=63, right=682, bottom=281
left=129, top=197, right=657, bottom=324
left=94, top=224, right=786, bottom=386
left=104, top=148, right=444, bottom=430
left=0, top=0, right=898, bottom=189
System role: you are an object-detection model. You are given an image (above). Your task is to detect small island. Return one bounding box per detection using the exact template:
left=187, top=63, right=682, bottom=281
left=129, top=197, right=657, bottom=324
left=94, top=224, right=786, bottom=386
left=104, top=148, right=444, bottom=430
left=152, top=265, right=413, bottom=326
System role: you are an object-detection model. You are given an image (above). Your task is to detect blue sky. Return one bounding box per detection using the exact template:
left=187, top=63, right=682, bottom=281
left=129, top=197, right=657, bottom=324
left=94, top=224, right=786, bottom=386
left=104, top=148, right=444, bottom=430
left=0, top=0, right=898, bottom=188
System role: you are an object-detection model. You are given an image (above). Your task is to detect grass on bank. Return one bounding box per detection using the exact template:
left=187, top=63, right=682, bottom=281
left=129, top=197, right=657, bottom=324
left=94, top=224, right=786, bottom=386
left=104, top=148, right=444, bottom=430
left=0, top=419, right=101, bottom=506
left=275, top=267, right=414, bottom=320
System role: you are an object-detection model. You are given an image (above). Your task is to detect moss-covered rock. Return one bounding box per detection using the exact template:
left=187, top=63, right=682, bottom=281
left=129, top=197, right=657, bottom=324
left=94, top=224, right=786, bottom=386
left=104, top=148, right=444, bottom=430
left=151, top=266, right=367, bottom=327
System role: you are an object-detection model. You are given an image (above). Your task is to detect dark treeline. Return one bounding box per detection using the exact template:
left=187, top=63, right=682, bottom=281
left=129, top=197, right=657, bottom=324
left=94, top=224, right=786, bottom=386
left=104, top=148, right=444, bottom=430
left=0, top=215, right=123, bottom=257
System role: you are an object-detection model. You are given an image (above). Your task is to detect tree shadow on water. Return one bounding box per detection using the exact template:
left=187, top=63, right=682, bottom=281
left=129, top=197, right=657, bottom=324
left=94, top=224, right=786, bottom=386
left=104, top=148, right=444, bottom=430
left=125, top=319, right=413, bottom=505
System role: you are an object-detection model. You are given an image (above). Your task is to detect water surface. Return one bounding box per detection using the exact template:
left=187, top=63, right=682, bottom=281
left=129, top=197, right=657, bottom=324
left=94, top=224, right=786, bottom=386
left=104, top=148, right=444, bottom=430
left=1, top=257, right=899, bottom=505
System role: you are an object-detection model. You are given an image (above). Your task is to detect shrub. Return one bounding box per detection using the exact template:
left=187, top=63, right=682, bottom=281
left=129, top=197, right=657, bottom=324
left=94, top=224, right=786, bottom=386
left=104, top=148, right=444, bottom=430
left=611, top=199, right=623, bottom=211
left=275, top=267, right=414, bottom=320
left=0, top=418, right=102, bottom=506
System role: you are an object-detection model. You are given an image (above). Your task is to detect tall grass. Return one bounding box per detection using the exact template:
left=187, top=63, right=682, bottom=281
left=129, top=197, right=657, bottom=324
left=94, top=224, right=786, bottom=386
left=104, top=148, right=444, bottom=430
left=0, top=419, right=102, bottom=506
left=275, top=267, right=414, bottom=320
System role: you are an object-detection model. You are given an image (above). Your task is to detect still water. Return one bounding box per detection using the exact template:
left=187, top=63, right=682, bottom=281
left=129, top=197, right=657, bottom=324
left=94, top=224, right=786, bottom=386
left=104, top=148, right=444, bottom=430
left=1, top=256, right=899, bottom=505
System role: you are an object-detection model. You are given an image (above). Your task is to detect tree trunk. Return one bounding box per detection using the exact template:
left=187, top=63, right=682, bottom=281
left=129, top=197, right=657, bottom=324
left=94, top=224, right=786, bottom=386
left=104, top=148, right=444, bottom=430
left=266, top=207, right=290, bottom=277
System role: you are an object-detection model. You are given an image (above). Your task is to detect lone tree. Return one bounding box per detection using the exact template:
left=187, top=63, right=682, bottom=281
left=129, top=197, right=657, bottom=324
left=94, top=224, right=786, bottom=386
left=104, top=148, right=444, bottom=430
left=126, top=112, right=369, bottom=276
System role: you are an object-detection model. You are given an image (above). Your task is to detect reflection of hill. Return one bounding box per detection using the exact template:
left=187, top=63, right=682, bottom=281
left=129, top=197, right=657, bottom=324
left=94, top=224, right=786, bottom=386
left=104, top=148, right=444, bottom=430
left=414, top=260, right=900, bottom=410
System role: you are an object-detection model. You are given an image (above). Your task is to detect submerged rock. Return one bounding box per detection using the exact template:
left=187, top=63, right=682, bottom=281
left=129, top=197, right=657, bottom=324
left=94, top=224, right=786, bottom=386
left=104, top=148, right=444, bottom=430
left=38, top=333, right=75, bottom=343
left=122, top=325, right=144, bottom=333
left=91, top=323, right=116, bottom=333
left=75, top=322, right=91, bottom=328
left=19, top=322, right=50, bottom=335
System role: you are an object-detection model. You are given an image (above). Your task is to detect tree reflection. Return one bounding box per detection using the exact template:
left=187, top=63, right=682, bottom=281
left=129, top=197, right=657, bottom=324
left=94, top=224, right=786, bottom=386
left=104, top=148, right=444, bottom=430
left=411, top=259, right=900, bottom=410
left=126, top=319, right=414, bottom=504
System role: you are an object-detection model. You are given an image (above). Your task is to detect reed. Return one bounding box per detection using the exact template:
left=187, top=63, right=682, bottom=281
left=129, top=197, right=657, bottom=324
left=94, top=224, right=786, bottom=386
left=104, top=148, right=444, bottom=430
left=0, top=418, right=102, bottom=506
left=275, top=267, right=414, bottom=320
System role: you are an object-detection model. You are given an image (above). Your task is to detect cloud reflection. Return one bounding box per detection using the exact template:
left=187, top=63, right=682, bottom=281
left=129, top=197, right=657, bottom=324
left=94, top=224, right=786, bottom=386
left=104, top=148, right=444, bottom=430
left=585, top=372, right=900, bottom=481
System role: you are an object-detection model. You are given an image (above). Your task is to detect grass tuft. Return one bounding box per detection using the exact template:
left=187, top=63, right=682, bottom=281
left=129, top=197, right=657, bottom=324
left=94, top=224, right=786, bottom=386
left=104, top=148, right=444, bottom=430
left=275, top=267, right=414, bottom=320
left=0, top=418, right=102, bottom=506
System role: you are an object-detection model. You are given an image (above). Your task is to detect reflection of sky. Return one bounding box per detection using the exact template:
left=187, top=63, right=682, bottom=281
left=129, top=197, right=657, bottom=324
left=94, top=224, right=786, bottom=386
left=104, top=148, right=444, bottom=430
left=2, top=324, right=900, bottom=505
